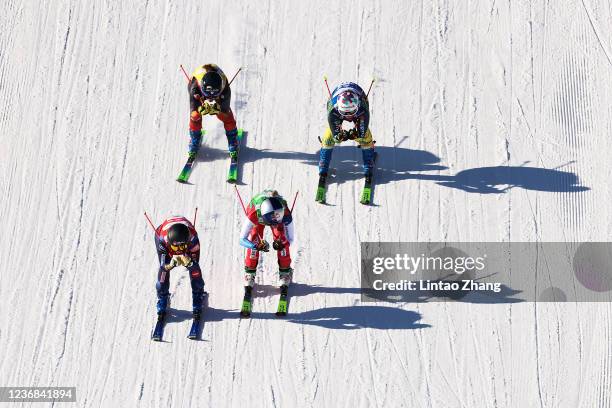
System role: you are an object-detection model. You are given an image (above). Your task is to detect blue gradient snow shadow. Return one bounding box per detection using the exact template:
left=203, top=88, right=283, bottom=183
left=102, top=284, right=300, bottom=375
left=254, top=282, right=362, bottom=298
left=192, top=137, right=588, bottom=193
left=307, top=145, right=588, bottom=193
left=190, top=283, right=429, bottom=330
left=163, top=308, right=194, bottom=324
left=432, top=165, right=589, bottom=193
left=200, top=305, right=429, bottom=330
left=285, top=306, right=430, bottom=330
left=305, top=145, right=448, bottom=186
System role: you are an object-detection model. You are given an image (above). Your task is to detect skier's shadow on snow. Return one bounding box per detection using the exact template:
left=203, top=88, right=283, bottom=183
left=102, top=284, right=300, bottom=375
left=300, top=145, right=588, bottom=193
left=362, top=284, right=524, bottom=304
left=164, top=308, right=194, bottom=324
left=286, top=306, right=429, bottom=330
left=193, top=285, right=429, bottom=330
left=203, top=305, right=429, bottom=331
left=196, top=137, right=588, bottom=193
left=197, top=141, right=314, bottom=167
left=413, top=163, right=589, bottom=193
left=197, top=282, right=520, bottom=330
left=303, top=145, right=448, bottom=186
left=194, top=130, right=254, bottom=184
left=195, top=131, right=312, bottom=185
left=286, top=282, right=522, bottom=304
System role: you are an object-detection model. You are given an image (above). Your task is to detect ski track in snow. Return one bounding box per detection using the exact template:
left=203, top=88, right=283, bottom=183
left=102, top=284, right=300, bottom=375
left=1, top=1, right=612, bottom=407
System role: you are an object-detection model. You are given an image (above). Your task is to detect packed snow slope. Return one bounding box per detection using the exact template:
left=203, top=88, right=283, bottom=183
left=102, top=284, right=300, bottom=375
left=2, top=0, right=612, bottom=407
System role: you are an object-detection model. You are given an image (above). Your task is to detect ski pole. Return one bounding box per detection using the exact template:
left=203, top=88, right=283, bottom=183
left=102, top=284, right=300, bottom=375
left=323, top=75, right=332, bottom=98
left=180, top=64, right=202, bottom=98
left=290, top=191, right=299, bottom=213
left=144, top=211, right=156, bottom=232
left=234, top=186, right=247, bottom=216
left=227, top=67, right=242, bottom=87
left=193, top=207, right=199, bottom=225
left=365, top=78, right=375, bottom=98
left=234, top=186, right=266, bottom=243
left=180, top=64, right=191, bottom=82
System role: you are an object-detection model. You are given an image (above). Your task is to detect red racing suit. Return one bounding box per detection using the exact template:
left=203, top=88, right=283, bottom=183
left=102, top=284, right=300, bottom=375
left=239, top=200, right=295, bottom=271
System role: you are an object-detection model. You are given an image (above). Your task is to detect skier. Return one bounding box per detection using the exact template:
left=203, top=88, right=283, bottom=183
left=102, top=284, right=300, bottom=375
left=154, top=215, right=205, bottom=320
left=187, top=63, right=239, bottom=160
left=239, top=190, right=295, bottom=288
left=316, top=81, right=376, bottom=204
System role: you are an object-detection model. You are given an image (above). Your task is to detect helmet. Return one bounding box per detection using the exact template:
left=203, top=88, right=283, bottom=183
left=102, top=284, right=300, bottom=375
left=334, top=90, right=360, bottom=118
left=167, top=223, right=190, bottom=251
left=260, top=197, right=285, bottom=225
left=201, top=71, right=224, bottom=98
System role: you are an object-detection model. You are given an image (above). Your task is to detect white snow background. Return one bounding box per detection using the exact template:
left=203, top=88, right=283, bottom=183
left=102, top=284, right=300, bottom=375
left=1, top=1, right=612, bottom=407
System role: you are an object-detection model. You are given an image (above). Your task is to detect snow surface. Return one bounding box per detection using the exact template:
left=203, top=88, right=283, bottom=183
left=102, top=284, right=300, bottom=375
left=1, top=0, right=612, bottom=407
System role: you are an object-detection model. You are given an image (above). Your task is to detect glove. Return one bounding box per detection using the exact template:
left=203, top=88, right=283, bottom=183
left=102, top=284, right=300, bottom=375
left=255, top=240, right=270, bottom=252
left=164, top=256, right=178, bottom=271
left=347, top=128, right=358, bottom=140
left=336, top=130, right=349, bottom=142
left=199, top=100, right=221, bottom=115
left=272, top=239, right=286, bottom=251
left=175, top=254, right=193, bottom=267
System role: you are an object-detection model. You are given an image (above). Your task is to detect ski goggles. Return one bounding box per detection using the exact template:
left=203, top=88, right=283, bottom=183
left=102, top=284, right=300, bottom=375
left=170, top=243, right=188, bottom=252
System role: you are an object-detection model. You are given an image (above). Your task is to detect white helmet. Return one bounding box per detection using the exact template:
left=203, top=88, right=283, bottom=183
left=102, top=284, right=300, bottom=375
left=260, top=197, right=285, bottom=225
left=334, top=90, right=360, bottom=118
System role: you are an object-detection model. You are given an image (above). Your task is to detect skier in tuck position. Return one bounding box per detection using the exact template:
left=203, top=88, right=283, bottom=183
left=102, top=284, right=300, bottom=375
left=316, top=81, right=377, bottom=204
left=237, top=190, right=295, bottom=316
left=187, top=63, right=239, bottom=160
left=154, top=215, right=205, bottom=320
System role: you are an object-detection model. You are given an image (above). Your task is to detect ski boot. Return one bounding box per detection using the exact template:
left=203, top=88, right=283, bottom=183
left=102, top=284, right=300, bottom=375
left=192, top=291, right=205, bottom=319
left=276, top=268, right=293, bottom=317
left=157, top=295, right=169, bottom=318
left=188, top=129, right=203, bottom=160
left=240, top=268, right=256, bottom=317
left=279, top=267, right=293, bottom=287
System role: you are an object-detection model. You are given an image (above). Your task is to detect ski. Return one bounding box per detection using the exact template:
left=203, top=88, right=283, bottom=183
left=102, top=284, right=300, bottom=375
left=187, top=312, right=202, bottom=340
left=227, top=129, right=244, bottom=183
left=151, top=313, right=166, bottom=342
left=315, top=174, right=327, bottom=203
left=359, top=152, right=377, bottom=205
left=240, top=286, right=253, bottom=317
left=276, top=285, right=289, bottom=316
left=177, top=130, right=206, bottom=183
left=360, top=175, right=373, bottom=205
left=177, top=157, right=196, bottom=183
